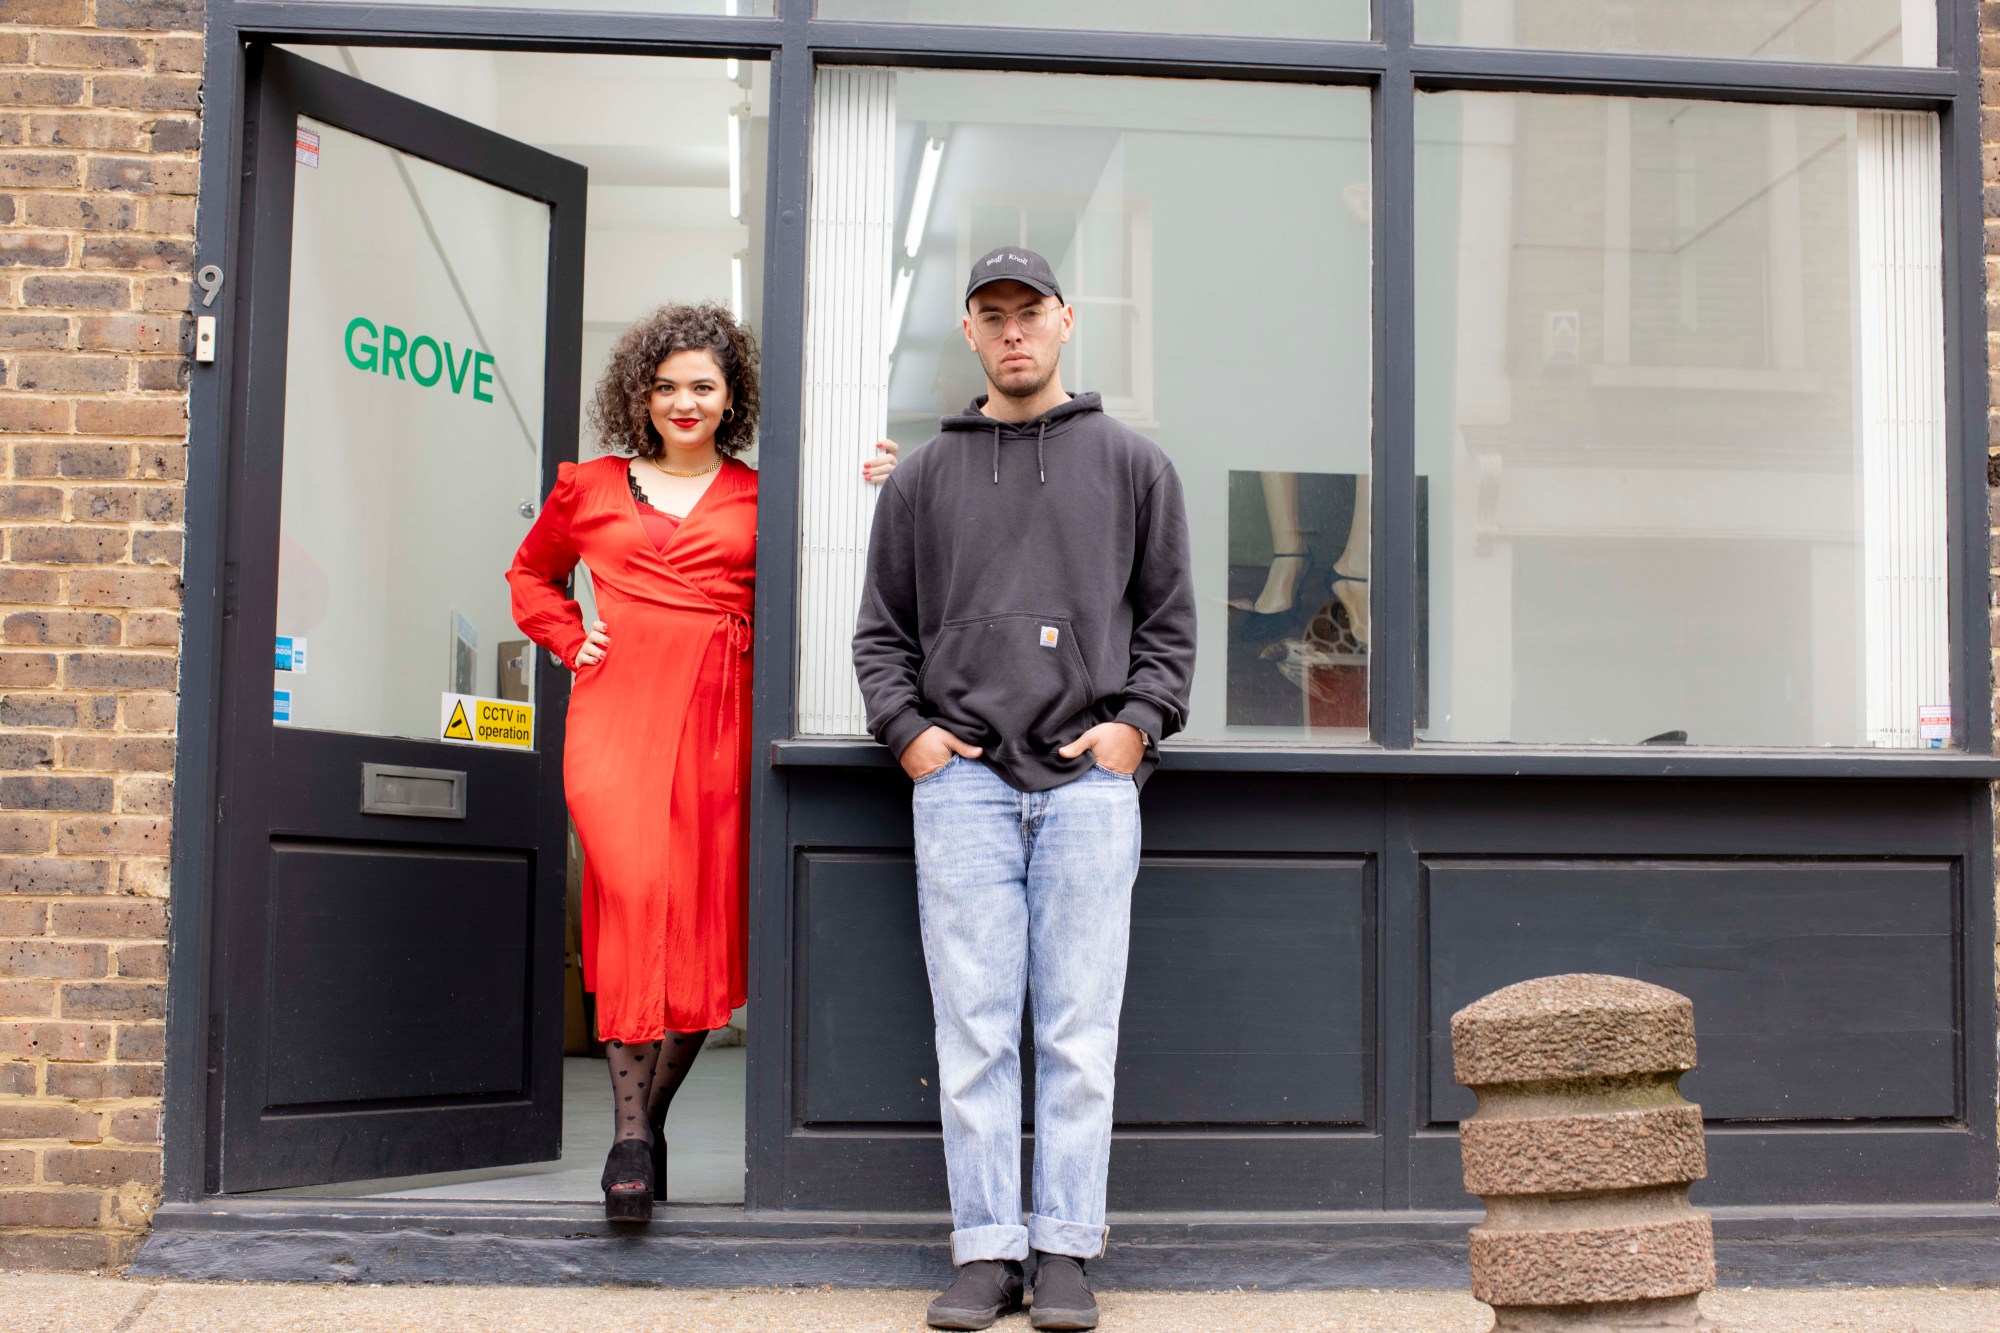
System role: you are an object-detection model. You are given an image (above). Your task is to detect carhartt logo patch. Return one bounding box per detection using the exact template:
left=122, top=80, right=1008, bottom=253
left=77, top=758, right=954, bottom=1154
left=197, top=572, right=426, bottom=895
left=1039, top=625, right=1059, bottom=648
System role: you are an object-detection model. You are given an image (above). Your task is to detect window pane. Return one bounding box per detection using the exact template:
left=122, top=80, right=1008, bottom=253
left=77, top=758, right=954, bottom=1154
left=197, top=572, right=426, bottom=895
left=797, top=70, right=1371, bottom=744
left=277, top=119, right=550, bottom=742
left=817, top=0, right=1367, bottom=41
left=1416, top=0, right=1934, bottom=66
left=1415, top=94, right=1947, bottom=748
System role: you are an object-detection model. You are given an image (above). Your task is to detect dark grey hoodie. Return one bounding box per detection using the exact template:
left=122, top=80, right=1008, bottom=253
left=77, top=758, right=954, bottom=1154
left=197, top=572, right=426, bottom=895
left=853, top=391, right=1196, bottom=792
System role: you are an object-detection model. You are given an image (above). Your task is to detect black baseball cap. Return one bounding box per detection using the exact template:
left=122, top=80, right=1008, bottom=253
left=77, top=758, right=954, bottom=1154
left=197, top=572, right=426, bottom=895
left=965, top=246, right=1064, bottom=306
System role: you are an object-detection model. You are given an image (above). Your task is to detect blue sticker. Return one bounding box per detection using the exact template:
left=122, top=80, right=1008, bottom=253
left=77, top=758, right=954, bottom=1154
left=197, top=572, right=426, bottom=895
left=275, top=635, right=307, bottom=672
left=273, top=689, right=292, bottom=723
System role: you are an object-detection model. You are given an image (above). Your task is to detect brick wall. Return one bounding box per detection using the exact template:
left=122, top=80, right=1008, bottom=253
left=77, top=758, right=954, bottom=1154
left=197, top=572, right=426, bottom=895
left=0, top=0, right=198, bottom=1271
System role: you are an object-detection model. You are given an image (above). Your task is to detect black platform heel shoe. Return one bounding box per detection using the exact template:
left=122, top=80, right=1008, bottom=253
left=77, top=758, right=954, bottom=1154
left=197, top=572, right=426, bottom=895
left=601, top=1139, right=654, bottom=1223
left=1238, top=551, right=1324, bottom=644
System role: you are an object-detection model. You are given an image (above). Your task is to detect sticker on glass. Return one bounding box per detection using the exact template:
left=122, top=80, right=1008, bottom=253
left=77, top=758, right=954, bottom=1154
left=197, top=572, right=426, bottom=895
left=273, top=689, right=292, bottom=723
left=441, top=693, right=533, bottom=749
left=274, top=635, right=308, bottom=673
left=1918, top=704, right=1950, bottom=748
left=295, top=127, right=320, bottom=169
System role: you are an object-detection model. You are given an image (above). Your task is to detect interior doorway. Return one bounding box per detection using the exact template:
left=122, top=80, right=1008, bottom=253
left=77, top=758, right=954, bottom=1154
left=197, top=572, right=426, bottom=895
left=221, top=43, right=765, bottom=1205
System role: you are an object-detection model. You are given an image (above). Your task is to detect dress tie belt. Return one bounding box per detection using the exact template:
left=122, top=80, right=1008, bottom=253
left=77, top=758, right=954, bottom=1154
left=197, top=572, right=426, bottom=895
left=718, top=612, right=752, bottom=793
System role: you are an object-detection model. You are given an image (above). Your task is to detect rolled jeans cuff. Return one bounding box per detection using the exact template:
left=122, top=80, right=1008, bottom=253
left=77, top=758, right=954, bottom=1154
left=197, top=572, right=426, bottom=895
left=1027, top=1214, right=1108, bottom=1260
left=952, top=1223, right=1030, bottom=1265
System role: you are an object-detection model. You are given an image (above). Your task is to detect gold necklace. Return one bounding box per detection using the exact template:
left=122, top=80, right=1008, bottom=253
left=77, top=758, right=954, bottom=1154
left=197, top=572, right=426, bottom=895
left=652, top=456, right=722, bottom=478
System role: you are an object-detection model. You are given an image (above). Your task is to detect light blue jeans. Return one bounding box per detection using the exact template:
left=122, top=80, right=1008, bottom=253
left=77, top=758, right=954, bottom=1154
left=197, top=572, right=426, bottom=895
left=911, top=756, right=1142, bottom=1265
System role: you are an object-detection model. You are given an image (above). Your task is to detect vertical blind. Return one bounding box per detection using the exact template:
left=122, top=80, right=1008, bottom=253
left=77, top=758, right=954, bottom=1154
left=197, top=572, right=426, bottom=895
left=1858, top=109, right=1947, bottom=747
left=796, top=68, right=895, bottom=737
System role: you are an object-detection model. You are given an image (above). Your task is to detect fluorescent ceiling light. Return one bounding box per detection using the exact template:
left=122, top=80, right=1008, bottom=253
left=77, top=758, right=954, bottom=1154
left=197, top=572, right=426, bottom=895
left=727, top=107, right=743, bottom=220
left=903, top=135, right=944, bottom=259
left=888, top=266, right=914, bottom=353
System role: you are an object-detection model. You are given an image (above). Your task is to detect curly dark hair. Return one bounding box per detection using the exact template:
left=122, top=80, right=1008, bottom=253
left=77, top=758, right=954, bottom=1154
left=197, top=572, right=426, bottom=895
left=589, top=302, right=761, bottom=458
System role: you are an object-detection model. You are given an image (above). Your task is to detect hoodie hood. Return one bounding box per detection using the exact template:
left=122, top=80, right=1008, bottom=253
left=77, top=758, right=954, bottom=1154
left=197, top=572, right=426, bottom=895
left=938, top=391, right=1106, bottom=484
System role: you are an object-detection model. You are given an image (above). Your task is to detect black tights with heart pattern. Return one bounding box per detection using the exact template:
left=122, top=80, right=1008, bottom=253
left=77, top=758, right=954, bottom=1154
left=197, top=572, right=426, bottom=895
left=605, top=1029, right=711, bottom=1144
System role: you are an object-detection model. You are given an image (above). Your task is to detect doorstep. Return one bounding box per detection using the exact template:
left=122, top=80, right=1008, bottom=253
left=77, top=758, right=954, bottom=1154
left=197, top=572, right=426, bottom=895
left=130, top=1200, right=2000, bottom=1289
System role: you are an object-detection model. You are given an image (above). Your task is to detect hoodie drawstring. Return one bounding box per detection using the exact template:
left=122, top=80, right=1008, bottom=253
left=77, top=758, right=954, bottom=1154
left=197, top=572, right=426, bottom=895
left=992, top=419, right=1051, bottom=484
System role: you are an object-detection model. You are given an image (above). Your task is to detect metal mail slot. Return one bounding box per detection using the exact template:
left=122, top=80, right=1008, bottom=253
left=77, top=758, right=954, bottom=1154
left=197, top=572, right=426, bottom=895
left=360, top=763, right=467, bottom=819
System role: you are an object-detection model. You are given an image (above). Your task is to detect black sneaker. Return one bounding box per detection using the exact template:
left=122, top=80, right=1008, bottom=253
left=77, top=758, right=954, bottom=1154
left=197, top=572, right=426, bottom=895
left=926, top=1259, right=1025, bottom=1330
left=1029, top=1253, right=1098, bottom=1331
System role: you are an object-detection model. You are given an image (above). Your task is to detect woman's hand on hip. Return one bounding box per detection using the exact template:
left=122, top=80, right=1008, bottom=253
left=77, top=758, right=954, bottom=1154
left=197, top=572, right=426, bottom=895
left=573, top=619, right=610, bottom=669
left=863, top=440, right=899, bottom=484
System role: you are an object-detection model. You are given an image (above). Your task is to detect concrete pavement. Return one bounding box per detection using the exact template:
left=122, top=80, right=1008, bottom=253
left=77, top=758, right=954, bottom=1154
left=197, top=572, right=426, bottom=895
left=8, top=1272, right=2000, bottom=1332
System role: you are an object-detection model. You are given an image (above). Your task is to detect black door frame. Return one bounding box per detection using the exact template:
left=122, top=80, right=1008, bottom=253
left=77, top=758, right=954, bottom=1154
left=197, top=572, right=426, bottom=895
left=167, top=0, right=1999, bottom=1216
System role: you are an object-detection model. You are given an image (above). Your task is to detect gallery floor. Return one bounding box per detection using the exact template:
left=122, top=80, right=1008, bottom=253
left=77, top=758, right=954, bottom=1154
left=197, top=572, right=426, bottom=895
left=270, top=1048, right=746, bottom=1203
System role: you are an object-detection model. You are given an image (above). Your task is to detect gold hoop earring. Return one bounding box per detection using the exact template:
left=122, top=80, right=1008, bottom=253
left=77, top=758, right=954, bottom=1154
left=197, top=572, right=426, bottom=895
left=721, top=408, right=735, bottom=424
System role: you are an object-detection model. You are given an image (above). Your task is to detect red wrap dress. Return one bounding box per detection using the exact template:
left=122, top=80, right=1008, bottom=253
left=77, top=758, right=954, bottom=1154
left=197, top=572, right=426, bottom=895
left=506, top=454, right=756, bottom=1042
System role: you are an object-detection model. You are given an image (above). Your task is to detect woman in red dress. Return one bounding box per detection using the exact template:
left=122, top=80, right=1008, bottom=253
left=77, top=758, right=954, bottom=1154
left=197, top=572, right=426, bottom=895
left=508, top=304, right=892, bottom=1221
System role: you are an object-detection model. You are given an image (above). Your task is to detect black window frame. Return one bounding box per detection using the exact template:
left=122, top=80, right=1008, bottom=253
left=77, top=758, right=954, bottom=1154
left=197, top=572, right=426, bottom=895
left=167, top=0, right=1993, bottom=1206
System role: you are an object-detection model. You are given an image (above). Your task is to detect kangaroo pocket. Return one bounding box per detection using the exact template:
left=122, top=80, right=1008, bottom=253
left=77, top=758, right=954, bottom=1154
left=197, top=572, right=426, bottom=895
left=918, top=613, right=1094, bottom=759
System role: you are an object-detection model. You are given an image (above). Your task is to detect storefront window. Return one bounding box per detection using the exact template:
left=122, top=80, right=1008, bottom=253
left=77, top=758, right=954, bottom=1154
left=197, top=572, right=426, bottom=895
left=1416, top=0, right=1934, bottom=66
left=817, top=1, right=1367, bottom=41
left=796, top=69, right=1371, bottom=743
left=1415, top=93, right=1947, bottom=747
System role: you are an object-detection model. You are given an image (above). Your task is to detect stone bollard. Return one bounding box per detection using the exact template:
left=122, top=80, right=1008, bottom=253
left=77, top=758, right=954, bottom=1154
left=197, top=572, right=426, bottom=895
left=1451, top=974, right=1716, bottom=1332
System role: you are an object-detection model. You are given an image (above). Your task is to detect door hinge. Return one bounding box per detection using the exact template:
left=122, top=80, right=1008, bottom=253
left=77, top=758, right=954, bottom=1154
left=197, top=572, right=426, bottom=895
left=222, top=562, right=239, bottom=618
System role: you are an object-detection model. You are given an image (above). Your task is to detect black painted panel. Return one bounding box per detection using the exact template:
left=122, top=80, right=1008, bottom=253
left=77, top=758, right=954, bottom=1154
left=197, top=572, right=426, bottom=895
left=780, top=1130, right=1384, bottom=1212
left=782, top=769, right=1388, bottom=855
left=1408, top=780, right=1967, bottom=857
left=798, top=853, right=1373, bottom=1127
left=1119, top=858, right=1371, bottom=1125
left=266, top=842, right=530, bottom=1107
left=1108, top=1131, right=1382, bottom=1210
left=795, top=853, right=932, bottom=1125
left=1133, top=776, right=1386, bottom=855
left=1425, top=859, right=1957, bottom=1124
left=268, top=727, right=540, bottom=849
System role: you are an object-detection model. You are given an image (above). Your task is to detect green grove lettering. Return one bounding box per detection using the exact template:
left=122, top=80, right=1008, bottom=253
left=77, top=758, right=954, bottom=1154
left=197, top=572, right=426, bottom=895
left=344, top=317, right=496, bottom=403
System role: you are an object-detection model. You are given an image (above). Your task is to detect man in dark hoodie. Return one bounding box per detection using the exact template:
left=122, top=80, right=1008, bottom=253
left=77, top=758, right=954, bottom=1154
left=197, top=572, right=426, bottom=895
left=854, top=248, right=1196, bottom=1331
